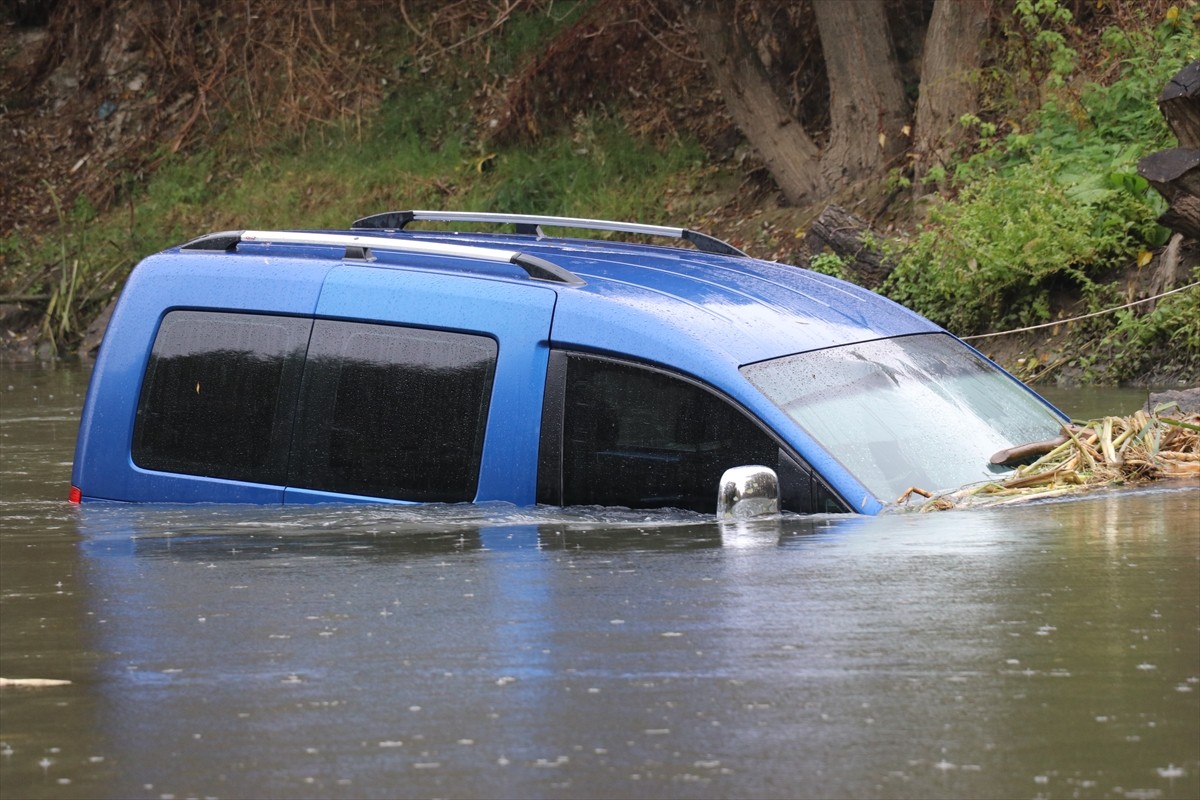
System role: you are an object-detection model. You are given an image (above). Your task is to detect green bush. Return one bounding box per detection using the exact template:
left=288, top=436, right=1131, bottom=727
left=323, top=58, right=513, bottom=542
left=1096, top=267, right=1200, bottom=383
left=884, top=156, right=1151, bottom=334
left=885, top=0, right=1197, bottom=340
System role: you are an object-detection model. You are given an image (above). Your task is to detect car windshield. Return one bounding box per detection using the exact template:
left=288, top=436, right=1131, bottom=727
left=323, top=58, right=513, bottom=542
left=741, top=333, right=1065, bottom=504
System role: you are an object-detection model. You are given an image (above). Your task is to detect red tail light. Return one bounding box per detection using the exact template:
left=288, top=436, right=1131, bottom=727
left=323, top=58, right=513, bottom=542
left=68, top=486, right=82, bottom=504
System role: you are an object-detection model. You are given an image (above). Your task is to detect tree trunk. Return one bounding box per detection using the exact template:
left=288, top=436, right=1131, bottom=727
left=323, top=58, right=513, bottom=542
left=811, top=0, right=910, bottom=189
left=804, top=205, right=894, bottom=288
left=1159, top=60, right=1200, bottom=149
left=688, top=0, right=911, bottom=206
left=689, top=1, right=824, bottom=205
left=1139, top=61, right=1200, bottom=241
left=912, top=0, right=994, bottom=194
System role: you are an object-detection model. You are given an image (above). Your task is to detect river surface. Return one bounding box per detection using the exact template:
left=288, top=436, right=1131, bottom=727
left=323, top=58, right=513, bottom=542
left=1, top=363, right=1197, bottom=800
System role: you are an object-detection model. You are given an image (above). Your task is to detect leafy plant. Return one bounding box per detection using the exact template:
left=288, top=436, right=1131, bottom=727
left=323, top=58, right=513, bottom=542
left=808, top=251, right=848, bottom=280
left=885, top=0, right=1197, bottom=353
left=883, top=155, right=1148, bottom=334
left=1094, top=269, right=1200, bottom=383
left=1011, top=0, right=1078, bottom=88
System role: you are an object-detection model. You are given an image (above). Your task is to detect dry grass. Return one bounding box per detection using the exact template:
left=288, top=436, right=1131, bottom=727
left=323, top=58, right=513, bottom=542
left=904, top=407, right=1200, bottom=512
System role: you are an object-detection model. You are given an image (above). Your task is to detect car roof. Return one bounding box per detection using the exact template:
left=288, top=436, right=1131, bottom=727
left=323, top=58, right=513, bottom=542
left=500, top=235, right=937, bottom=365
left=176, top=213, right=940, bottom=369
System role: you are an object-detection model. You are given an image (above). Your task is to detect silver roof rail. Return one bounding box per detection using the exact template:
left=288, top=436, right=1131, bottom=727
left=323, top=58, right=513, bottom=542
left=350, top=210, right=749, bottom=258
left=180, top=229, right=584, bottom=285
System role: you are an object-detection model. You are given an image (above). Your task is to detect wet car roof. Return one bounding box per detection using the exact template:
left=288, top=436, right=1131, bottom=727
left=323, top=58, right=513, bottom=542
left=344, top=230, right=941, bottom=367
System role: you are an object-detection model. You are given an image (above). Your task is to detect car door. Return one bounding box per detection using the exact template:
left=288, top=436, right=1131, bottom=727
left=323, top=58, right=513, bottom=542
left=284, top=264, right=557, bottom=505
left=537, top=351, right=846, bottom=514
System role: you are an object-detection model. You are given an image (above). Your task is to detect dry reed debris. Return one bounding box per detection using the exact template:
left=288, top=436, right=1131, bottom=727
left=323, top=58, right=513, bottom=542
left=901, top=406, right=1200, bottom=512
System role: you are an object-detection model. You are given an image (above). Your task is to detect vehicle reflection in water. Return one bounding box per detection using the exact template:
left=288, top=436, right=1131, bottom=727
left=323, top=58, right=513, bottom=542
left=66, top=503, right=867, bottom=800
left=53, top=492, right=1198, bottom=800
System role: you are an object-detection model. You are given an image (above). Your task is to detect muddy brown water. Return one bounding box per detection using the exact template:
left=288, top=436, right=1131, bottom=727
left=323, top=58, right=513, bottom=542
left=2, top=363, right=1197, bottom=799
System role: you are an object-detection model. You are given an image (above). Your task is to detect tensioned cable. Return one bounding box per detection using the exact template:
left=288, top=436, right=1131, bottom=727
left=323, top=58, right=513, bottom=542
left=960, top=279, right=1200, bottom=340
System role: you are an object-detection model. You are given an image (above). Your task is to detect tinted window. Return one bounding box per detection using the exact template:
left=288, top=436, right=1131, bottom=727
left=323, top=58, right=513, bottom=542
left=290, top=320, right=497, bottom=502
left=132, top=311, right=310, bottom=483
left=542, top=355, right=843, bottom=513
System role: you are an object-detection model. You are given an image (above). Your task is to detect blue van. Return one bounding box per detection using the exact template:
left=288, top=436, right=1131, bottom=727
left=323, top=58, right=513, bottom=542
left=69, top=211, right=1066, bottom=514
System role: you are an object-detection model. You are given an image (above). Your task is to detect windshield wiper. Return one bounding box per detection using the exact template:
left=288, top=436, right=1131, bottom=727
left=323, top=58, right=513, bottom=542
left=989, top=432, right=1070, bottom=468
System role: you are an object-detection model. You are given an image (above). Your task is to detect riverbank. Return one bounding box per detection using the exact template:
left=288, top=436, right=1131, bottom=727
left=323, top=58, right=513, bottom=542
left=2, top=1, right=1198, bottom=384
left=1, top=187, right=1197, bottom=388
left=4, top=191, right=1195, bottom=387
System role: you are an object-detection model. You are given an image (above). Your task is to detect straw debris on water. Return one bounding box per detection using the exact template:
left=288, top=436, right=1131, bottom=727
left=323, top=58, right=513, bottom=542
left=901, top=405, right=1200, bottom=512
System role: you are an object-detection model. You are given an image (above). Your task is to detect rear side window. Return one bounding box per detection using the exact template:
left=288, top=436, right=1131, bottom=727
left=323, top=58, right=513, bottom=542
left=289, top=320, right=497, bottom=502
left=540, top=355, right=844, bottom=513
left=132, top=310, right=310, bottom=483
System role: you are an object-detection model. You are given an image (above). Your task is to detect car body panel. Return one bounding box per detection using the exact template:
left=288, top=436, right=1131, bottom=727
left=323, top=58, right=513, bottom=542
left=72, top=252, right=334, bottom=503
left=70, top=223, right=1061, bottom=513
left=291, top=262, right=556, bottom=505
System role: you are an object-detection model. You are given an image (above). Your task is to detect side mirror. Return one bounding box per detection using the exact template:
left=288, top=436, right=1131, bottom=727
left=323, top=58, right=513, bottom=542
left=717, top=465, right=781, bottom=520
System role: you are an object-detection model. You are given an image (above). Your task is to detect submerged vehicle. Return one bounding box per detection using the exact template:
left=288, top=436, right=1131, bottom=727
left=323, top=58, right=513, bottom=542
left=70, top=210, right=1067, bottom=515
